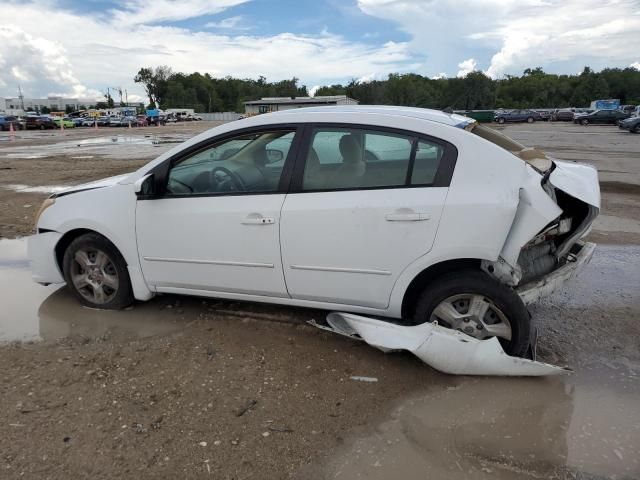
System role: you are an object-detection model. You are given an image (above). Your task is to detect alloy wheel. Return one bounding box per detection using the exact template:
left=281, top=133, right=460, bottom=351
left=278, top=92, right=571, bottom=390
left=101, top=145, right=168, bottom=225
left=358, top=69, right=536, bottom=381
left=70, top=248, right=119, bottom=305
left=430, top=293, right=512, bottom=341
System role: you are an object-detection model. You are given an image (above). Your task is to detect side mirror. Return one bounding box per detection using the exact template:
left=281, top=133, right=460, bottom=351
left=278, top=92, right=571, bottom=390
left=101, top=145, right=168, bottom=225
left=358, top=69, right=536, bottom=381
left=265, top=149, right=284, bottom=164
left=134, top=173, right=154, bottom=195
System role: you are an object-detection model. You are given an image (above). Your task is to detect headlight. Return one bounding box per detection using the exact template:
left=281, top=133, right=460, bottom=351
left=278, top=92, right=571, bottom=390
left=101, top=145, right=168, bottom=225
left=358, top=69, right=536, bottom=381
left=34, top=197, right=56, bottom=231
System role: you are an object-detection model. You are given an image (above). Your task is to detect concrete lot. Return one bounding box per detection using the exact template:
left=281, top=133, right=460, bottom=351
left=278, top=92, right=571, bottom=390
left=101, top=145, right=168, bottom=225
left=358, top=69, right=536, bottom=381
left=0, top=121, right=639, bottom=479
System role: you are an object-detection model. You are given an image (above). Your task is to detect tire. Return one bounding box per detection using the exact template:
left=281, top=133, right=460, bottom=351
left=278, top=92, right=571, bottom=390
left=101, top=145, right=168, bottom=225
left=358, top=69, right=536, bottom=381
left=527, top=117, right=534, bottom=123
left=412, top=269, right=532, bottom=357
left=62, top=233, right=134, bottom=310
left=633, top=125, right=640, bottom=134
left=40, top=124, right=45, bottom=130
left=497, top=117, right=505, bottom=124
left=581, top=119, right=589, bottom=126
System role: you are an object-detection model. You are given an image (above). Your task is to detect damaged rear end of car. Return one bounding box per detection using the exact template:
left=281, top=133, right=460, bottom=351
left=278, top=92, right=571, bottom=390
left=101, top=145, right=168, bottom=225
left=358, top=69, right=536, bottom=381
left=472, top=123, right=600, bottom=303
left=314, top=119, right=600, bottom=377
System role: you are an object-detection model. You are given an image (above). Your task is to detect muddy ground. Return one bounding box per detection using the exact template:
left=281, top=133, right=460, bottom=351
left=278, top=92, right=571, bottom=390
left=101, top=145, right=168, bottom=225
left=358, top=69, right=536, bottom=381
left=1, top=121, right=639, bottom=479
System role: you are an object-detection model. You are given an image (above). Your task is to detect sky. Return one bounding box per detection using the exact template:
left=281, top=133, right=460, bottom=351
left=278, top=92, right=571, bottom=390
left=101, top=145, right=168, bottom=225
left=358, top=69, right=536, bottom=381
left=1, top=0, right=639, bottom=102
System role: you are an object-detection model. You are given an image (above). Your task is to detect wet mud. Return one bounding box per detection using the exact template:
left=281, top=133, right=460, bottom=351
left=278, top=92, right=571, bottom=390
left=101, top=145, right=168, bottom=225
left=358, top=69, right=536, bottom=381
left=1, top=237, right=639, bottom=479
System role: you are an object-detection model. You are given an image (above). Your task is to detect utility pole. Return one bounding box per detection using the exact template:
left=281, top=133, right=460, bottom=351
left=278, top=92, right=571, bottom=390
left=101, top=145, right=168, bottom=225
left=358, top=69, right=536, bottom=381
left=18, top=85, right=25, bottom=111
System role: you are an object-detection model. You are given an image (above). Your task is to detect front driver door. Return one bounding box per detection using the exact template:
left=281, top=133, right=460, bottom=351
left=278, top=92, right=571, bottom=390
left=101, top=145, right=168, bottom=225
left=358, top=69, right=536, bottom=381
left=136, top=127, right=300, bottom=297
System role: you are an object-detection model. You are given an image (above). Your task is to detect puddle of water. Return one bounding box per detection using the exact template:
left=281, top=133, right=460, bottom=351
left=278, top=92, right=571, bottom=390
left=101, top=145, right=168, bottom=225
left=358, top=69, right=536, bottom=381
left=2, top=184, right=70, bottom=194
left=0, top=238, right=185, bottom=344
left=2, top=153, right=47, bottom=159
left=323, top=372, right=640, bottom=479
left=317, top=245, right=640, bottom=480
left=0, top=134, right=187, bottom=159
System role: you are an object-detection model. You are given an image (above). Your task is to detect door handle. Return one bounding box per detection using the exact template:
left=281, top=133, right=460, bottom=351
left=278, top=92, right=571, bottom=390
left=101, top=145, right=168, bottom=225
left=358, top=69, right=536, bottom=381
left=242, top=213, right=275, bottom=225
left=385, top=211, right=431, bottom=222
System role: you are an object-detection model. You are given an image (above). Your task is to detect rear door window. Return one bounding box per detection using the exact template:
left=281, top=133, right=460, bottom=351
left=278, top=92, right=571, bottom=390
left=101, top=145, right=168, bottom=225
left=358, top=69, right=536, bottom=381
left=300, top=127, right=451, bottom=191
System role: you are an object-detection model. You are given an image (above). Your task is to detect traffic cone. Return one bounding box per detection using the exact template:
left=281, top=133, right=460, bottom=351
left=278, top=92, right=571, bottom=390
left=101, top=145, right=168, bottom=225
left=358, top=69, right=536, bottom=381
left=94, top=118, right=98, bottom=130
left=60, top=119, right=64, bottom=134
left=128, top=121, right=132, bottom=129
left=9, top=122, right=15, bottom=141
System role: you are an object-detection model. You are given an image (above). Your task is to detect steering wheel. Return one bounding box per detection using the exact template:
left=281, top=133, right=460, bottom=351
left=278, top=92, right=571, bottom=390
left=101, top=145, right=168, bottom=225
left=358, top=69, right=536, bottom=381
left=211, top=166, right=245, bottom=192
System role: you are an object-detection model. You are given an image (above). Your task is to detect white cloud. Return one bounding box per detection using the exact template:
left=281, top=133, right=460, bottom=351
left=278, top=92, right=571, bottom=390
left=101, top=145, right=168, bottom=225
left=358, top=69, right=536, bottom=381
left=0, top=2, right=417, bottom=100
left=431, top=73, right=447, bottom=80
left=358, top=0, right=640, bottom=78
left=111, top=0, right=250, bottom=26
left=456, top=58, right=477, bottom=78
left=308, top=85, right=321, bottom=97
left=0, top=25, right=101, bottom=100
left=205, top=16, right=249, bottom=30
left=631, top=61, right=640, bottom=71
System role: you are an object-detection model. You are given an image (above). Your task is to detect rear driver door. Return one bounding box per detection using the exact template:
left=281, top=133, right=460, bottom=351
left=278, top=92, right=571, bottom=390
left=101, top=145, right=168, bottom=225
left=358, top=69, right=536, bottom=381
left=280, top=125, right=457, bottom=309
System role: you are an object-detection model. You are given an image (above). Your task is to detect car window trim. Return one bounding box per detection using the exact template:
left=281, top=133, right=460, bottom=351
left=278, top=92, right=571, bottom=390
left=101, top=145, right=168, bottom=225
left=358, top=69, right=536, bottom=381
left=139, top=123, right=304, bottom=200
left=288, top=122, right=458, bottom=193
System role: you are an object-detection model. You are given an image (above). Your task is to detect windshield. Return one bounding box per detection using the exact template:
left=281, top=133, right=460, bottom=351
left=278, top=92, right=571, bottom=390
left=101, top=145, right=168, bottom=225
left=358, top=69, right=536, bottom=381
left=470, top=123, right=553, bottom=172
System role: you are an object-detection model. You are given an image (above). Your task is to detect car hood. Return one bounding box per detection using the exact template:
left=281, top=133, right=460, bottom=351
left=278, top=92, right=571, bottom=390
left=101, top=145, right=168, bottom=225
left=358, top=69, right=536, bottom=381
left=52, top=174, right=130, bottom=198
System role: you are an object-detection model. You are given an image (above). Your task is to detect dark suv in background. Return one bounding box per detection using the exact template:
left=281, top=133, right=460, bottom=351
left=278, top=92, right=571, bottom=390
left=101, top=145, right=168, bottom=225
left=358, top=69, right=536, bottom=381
left=25, top=116, right=56, bottom=130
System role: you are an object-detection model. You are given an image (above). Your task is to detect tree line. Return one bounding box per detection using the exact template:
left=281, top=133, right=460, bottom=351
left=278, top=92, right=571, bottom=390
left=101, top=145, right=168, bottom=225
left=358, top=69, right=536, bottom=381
left=134, top=66, right=640, bottom=113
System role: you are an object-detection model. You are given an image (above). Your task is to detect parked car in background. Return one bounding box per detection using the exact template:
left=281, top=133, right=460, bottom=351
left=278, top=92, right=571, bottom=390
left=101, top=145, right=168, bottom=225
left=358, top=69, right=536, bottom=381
left=53, top=117, right=76, bottom=128
left=620, top=105, right=637, bottom=115
left=0, top=115, right=25, bottom=131
left=494, top=109, right=539, bottom=124
left=25, top=116, right=56, bottom=130
left=533, top=110, right=552, bottom=121
left=618, top=116, right=640, bottom=133
left=71, top=118, right=85, bottom=127
left=574, top=109, right=630, bottom=125
left=551, top=108, right=575, bottom=121
left=108, top=116, right=136, bottom=127
left=29, top=106, right=600, bottom=360
left=81, top=117, right=98, bottom=127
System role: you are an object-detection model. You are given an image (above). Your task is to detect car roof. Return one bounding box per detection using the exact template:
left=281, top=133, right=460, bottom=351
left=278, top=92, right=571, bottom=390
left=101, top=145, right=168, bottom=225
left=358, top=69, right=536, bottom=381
left=268, top=105, right=474, bottom=129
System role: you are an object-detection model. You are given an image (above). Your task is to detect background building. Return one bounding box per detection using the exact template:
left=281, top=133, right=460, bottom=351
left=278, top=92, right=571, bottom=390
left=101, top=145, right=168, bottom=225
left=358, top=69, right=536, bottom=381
left=244, top=95, right=358, bottom=115
left=0, top=96, right=100, bottom=115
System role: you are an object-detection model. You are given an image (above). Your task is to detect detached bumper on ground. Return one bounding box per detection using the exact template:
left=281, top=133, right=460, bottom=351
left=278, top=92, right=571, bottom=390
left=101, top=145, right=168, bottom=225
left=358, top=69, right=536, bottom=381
left=517, top=241, right=596, bottom=305
left=312, top=312, right=570, bottom=376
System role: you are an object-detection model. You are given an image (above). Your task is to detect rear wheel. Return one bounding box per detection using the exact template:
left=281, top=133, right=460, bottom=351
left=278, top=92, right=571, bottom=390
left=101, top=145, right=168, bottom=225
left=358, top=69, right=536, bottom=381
left=497, top=117, right=505, bottom=124
left=412, top=270, right=532, bottom=357
left=581, top=119, right=589, bottom=126
left=527, top=117, right=534, bottom=123
left=633, top=124, right=640, bottom=134
left=62, top=233, right=134, bottom=310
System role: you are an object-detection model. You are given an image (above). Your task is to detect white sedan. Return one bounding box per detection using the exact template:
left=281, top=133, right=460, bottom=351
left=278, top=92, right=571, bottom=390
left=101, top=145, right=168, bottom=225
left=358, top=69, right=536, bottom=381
left=29, top=106, right=600, bottom=358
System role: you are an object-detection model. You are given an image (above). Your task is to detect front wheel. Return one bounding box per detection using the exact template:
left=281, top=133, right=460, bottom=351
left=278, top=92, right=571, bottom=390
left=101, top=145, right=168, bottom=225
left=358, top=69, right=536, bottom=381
left=412, top=270, right=532, bottom=357
left=527, top=117, right=534, bottom=123
left=581, top=119, right=589, bottom=126
left=497, top=117, right=505, bottom=124
left=62, top=233, right=134, bottom=309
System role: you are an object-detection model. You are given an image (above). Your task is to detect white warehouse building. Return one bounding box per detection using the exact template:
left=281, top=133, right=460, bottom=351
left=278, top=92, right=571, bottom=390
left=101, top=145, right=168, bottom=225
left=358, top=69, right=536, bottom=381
left=0, top=96, right=99, bottom=115
left=244, top=95, right=358, bottom=115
